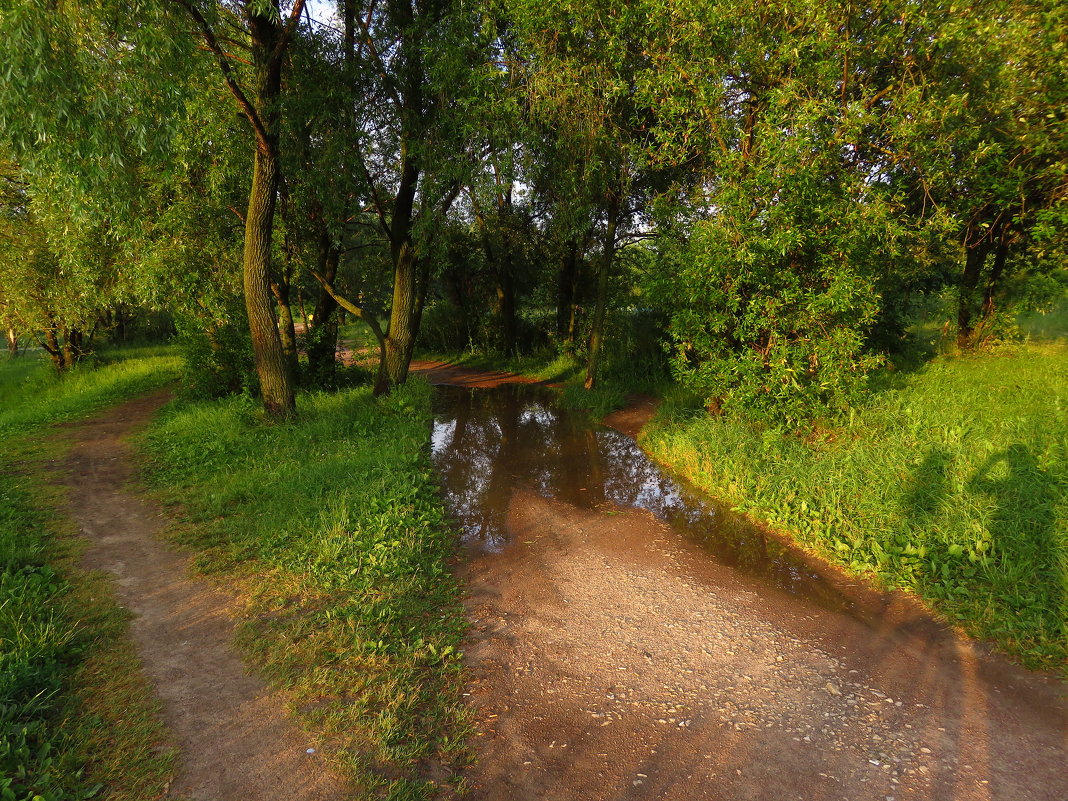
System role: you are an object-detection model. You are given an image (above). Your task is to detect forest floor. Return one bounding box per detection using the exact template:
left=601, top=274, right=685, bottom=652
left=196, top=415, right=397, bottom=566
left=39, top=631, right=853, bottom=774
left=421, top=362, right=1068, bottom=801
left=46, top=391, right=351, bottom=801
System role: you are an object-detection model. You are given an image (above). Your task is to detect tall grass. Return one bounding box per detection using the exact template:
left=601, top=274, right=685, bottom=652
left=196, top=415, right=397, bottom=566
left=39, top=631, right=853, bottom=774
left=141, top=379, right=468, bottom=799
left=644, top=343, right=1068, bottom=672
left=0, top=348, right=182, bottom=437
left=0, top=349, right=181, bottom=801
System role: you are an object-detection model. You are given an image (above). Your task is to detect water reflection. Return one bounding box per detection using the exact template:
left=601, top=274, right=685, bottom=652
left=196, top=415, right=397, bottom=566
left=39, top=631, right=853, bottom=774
left=432, top=384, right=857, bottom=613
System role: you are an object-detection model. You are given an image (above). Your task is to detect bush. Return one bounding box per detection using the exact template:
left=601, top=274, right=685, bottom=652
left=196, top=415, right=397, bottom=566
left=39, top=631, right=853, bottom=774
left=649, top=217, right=883, bottom=428
left=175, top=312, right=257, bottom=400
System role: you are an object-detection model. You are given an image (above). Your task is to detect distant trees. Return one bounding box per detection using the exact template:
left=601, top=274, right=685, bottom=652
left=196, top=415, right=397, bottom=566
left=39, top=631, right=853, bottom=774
left=0, top=0, right=1062, bottom=420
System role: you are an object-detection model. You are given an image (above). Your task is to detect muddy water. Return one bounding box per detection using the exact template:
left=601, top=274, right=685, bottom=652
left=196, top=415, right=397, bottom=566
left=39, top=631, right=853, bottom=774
left=432, top=383, right=863, bottom=617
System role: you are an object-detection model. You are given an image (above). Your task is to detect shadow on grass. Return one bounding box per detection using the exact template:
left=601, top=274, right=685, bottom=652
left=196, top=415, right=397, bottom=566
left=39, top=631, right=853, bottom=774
left=902, top=442, right=1064, bottom=667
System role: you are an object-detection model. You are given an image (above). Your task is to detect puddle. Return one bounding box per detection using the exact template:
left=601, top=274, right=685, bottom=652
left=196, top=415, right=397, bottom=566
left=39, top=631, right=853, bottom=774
left=432, top=383, right=863, bottom=616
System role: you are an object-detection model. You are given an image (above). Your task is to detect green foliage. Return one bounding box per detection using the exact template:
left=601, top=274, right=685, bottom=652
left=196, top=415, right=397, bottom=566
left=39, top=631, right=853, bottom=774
left=643, top=343, right=1068, bottom=672
left=651, top=212, right=884, bottom=427
left=141, top=378, right=469, bottom=796
left=175, top=312, right=257, bottom=400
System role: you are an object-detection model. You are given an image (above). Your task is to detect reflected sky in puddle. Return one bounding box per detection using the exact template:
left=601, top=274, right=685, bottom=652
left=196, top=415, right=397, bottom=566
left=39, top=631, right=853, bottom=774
left=432, top=383, right=859, bottom=614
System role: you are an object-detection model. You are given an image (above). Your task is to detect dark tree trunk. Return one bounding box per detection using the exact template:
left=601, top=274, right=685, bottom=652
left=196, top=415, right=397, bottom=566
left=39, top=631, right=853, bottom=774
left=957, top=240, right=990, bottom=349
left=376, top=130, right=421, bottom=395
left=307, top=234, right=340, bottom=380
left=495, top=253, right=517, bottom=355
left=585, top=200, right=620, bottom=390
left=270, top=274, right=300, bottom=382
left=62, top=327, right=84, bottom=367
left=117, top=305, right=127, bottom=341
left=979, top=234, right=1010, bottom=330
left=43, top=325, right=65, bottom=371
left=556, top=239, right=578, bottom=342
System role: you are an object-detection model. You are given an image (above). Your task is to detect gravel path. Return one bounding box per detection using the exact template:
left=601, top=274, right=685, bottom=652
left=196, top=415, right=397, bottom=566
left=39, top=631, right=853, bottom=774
left=458, top=450, right=1067, bottom=800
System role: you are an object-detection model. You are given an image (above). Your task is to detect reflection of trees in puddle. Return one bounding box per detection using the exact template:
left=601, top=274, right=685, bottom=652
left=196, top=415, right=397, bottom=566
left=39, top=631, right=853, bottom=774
left=432, top=385, right=855, bottom=612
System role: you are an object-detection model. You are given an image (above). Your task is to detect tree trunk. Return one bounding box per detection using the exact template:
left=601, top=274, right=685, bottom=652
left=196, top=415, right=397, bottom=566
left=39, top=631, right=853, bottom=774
left=979, top=234, right=1010, bottom=332
left=375, top=135, right=421, bottom=395
left=378, top=241, right=420, bottom=395
left=6, top=328, right=17, bottom=358
left=241, top=11, right=295, bottom=418
left=42, top=324, right=66, bottom=371
left=556, top=239, right=578, bottom=342
left=495, top=261, right=517, bottom=355
left=584, top=202, right=620, bottom=390
left=307, top=235, right=340, bottom=381
left=957, top=241, right=989, bottom=349
left=62, top=327, right=83, bottom=367
left=270, top=274, right=300, bottom=383
left=243, top=144, right=294, bottom=416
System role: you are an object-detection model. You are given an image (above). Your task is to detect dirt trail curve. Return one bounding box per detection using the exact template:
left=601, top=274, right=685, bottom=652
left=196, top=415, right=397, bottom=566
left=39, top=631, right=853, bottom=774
left=48, top=390, right=350, bottom=801
left=428, top=369, right=1068, bottom=801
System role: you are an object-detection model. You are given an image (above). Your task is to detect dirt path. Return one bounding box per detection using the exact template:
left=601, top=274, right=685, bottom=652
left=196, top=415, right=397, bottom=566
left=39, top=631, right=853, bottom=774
left=436, top=382, right=1068, bottom=801
left=409, top=360, right=553, bottom=389
left=48, top=391, right=351, bottom=801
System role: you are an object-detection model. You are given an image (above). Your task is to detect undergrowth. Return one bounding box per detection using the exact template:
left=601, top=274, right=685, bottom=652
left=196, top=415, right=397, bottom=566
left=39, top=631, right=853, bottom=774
left=643, top=343, right=1068, bottom=673
left=0, top=350, right=180, bottom=801
left=140, top=379, right=469, bottom=800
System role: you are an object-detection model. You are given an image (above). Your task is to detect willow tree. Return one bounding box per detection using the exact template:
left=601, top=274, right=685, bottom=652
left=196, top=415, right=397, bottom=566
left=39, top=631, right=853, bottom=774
left=0, top=0, right=300, bottom=408
left=169, top=0, right=310, bottom=415
left=298, top=0, right=491, bottom=394
left=877, top=0, right=1068, bottom=348
left=503, top=1, right=666, bottom=389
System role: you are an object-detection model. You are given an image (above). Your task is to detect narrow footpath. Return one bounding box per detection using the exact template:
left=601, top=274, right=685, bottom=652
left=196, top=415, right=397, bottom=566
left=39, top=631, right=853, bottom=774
left=47, top=391, right=350, bottom=801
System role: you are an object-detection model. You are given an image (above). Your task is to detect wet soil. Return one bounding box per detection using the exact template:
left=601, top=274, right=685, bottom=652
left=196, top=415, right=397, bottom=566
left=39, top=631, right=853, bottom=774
left=47, top=390, right=350, bottom=801
left=434, top=382, right=1068, bottom=801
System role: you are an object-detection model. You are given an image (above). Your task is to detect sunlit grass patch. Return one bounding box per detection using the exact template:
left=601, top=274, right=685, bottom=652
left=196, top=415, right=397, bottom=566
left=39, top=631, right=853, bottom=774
left=141, top=378, right=469, bottom=799
left=644, top=343, right=1068, bottom=673
left=0, top=347, right=181, bottom=437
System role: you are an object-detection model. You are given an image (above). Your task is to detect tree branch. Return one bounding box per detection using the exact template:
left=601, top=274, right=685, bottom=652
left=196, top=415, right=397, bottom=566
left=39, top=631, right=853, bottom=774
left=273, top=0, right=308, bottom=64
left=309, top=269, right=387, bottom=351
left=171, top=0, right=270, bottom=148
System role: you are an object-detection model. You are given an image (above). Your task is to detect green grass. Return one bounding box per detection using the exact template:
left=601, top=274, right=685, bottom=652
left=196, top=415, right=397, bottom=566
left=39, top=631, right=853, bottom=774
left=643, top=342, right=1068, bottom=673
left=0, top=349, right=182, bottom=801
left=0, top=348, right=183, bottom=437
left=140, top=379, right=469, bottom=799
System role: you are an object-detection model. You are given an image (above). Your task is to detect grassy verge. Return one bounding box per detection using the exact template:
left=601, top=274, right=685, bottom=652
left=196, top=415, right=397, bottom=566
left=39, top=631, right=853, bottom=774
left=643, top=343, right=1068, bottom=673
left=1, top=349, right=182, bottom=801
left=140, top=379, right=468, bottom=800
